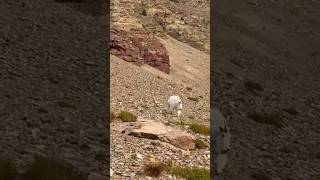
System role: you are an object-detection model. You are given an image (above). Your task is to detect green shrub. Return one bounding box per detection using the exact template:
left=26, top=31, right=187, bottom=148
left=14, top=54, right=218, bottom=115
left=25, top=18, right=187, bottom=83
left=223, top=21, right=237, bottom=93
left=189, top=123, right=210, bottom=136
left=194, top=139, right=208, bottom=149
left=187, top=97, right=200, bottom=102
left=118, top=111, right=137, bottom=122
left=165, top=164, right=210, bottom=180
left=143, top=159, right=165, bottom=177
left=24, top=154, right=85, bottom=180
left=110, top=111, right=117, bottom=122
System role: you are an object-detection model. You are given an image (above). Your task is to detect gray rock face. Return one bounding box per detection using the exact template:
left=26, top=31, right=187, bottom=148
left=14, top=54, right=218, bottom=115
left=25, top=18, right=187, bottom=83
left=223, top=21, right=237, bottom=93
left=211, top=108, right=231, bottom=174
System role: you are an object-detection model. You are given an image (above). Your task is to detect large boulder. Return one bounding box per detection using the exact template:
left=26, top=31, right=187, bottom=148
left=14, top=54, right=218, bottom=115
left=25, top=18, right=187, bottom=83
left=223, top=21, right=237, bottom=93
left=122, top=119, right=196, bottom=150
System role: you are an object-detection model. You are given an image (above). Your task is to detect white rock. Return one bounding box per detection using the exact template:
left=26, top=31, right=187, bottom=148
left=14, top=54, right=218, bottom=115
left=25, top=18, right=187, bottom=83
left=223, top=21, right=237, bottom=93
left=180, top=149, right=190, bottom=157
left=110, top=169, right=113, bottom=177
left=136, top=153, right=143, bottom=160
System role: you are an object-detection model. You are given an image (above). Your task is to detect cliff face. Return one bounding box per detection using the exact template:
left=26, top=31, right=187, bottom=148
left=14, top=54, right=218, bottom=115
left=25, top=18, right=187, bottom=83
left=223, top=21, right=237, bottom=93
left=110, top=0, right=210, bottom=73
left=110, top=28, right=170, bottom=74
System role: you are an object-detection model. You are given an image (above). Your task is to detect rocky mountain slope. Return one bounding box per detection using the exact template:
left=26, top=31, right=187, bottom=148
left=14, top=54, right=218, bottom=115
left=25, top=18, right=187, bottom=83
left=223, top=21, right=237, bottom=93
left=110, top=0, right=211, bottom=179
left=0, top=0, right=108, bottom=179
left=212, top=0, right=320, bottom=179
left=110, top=0, right=210, bottom=75
left=110, top=54, right=210, bottom=179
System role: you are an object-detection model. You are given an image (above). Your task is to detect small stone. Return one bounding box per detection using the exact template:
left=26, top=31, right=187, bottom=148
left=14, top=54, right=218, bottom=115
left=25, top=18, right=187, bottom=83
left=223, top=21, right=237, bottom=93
left=110, top=169, right=113, bottom=177
left=136, top=153, right=143, bottom=160
left=180, top=149, right=190, bottom=157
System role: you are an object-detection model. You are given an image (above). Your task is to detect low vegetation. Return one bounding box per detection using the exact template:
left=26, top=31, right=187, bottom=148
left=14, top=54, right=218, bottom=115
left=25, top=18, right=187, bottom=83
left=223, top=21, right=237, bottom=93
left=110, top=111, right=117, bottom=122
left=187, top=96, right=200, bottom=102
left=189, top=123, right=210, bottom=136
left=172, top=121, right=210, bottom=136
left=143, top=158, right=165, bottom=177
left=194, top=138, right=208, bottom=149
left=118, top=111, right=137, bottom=122
left=164, top=162, right=210, bottom=180
left=173, top=120, right=188, bottom=127
left=0, top=158, right=17, bottom=180
left=24, top=154, right=85, bottom=180
left=143, top=159, right=210, bottom=179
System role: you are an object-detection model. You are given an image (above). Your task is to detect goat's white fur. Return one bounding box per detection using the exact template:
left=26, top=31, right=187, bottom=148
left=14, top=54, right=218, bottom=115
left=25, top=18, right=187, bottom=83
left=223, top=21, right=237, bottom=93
left=167, top=96, right=182, bottom=117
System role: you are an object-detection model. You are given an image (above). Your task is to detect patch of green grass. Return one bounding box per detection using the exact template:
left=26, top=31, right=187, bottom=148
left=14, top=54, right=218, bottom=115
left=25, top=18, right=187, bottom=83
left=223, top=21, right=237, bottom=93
left=165, top=164, right=210, bottom=180
left=194, top=139, right=208, bottom=149
left=110, top=111, right=117, bottom=122
left=248, top=112, right=283, bottom=128
left=0, top=158, right=17, bottom=180
left=118, top=111, right=137, bottom=122
left=187, top=97, right=200, bottom=102
left=24, top=154, right=85, bottom=180
left=189, top=123, right=210, bottom=136
left=172, top=121, right=210, bottom=136
left=173, top=120, right=188, bottom=127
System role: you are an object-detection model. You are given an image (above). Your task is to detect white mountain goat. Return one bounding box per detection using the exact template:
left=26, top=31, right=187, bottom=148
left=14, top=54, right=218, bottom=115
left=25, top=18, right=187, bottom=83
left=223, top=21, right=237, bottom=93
left=211, top=107, right=231, bottom=174
left=166, top=96, right=183, bottom=117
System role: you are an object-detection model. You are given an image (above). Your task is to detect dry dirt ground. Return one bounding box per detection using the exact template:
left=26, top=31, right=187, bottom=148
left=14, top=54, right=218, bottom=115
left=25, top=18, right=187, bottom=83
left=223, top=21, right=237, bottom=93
left=212, top=0, right=320, bottom=179
left=0, top=0, right=109, bottom=178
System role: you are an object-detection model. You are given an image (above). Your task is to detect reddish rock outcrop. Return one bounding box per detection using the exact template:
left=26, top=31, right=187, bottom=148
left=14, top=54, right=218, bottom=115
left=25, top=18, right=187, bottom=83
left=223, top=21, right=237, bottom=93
left=110, top=28, right=170, bottom=74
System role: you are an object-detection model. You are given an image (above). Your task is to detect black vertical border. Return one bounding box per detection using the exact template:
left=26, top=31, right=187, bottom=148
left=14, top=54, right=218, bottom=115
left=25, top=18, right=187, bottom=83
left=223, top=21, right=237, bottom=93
left=106, top=0, right=111, bottom=177
left=210, top=0, right=217, bottom=179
